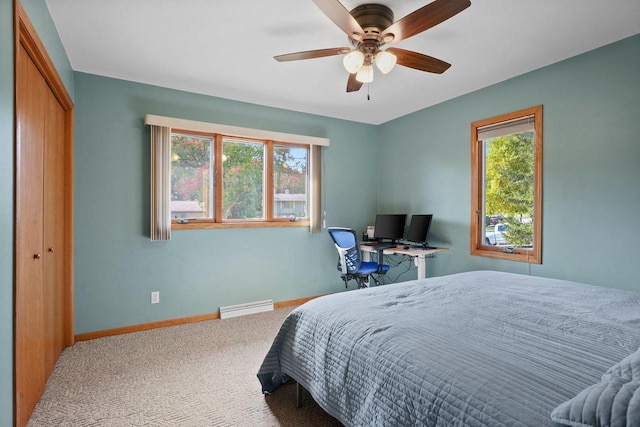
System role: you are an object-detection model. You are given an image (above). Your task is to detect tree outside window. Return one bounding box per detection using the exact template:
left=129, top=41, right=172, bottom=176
left=171, top=133, right=213, bottom=220
left=273, top=146, right=308, bottom=219
left=484, top=131, right=534, bottom=248
left=222, top=139, right=264, bottom=220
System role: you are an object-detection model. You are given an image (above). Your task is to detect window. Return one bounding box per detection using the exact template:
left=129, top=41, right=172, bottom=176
left=470, top=105, right=542, bottom=263
left=273, top=145, right=309, bottom=219
left=170, top=131, right=310, bottom=228
left=146, top=114, right=327, bottom=238
left=171, top=133, right=214, bottom=220
left=221, top=138, right=265, bottom=221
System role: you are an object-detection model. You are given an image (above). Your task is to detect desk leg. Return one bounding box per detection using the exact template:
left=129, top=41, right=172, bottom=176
left=362, top=251, right=371, bottom=262
left=415, top=254, right=426, bottom=280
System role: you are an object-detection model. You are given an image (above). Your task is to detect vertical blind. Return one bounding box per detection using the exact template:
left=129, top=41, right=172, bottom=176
left=150, top=125, right=171, bottom=241
left=309, top=145, right=322, bottom=234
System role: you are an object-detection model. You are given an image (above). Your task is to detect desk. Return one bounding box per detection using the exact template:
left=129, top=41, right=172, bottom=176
left=360, top=244, right=448, bottom=280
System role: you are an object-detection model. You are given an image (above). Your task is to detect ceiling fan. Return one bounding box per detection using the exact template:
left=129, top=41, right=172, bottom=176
left=274, top=0, right=471, bottom=93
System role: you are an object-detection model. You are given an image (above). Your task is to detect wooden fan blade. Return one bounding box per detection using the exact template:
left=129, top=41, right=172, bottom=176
left=274, top=47, right=350, bottom=62
left=346, top=73, right=363, bottom=92
left=313, top=0, right=365, bottom=39
left=382, top=0, right=471, bottom=44
left=387, top=48, right=451, bottom=74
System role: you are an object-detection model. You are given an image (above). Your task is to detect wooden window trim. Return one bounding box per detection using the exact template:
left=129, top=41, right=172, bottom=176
left=214, top=133, right=223, bottom=222
left=470, top=105, right=543, bottom=264
left=173, top=220, right=310, bottom=230
left=265, top=140, right=274, bottom=221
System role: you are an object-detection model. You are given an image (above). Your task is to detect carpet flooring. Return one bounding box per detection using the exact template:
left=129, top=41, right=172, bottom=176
left=28, top=306, right=343, bottom=426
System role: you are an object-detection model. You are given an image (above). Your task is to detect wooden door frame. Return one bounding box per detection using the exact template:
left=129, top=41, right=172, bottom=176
left=14, top=0, right=74, bottom=422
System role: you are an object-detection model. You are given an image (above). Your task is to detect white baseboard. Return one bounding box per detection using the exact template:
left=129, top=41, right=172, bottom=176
left=219, top=299, right=274, bottom=319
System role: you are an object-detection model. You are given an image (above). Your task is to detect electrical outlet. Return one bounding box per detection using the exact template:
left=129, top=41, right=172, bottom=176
left=151, top=291, right=160, bottom=304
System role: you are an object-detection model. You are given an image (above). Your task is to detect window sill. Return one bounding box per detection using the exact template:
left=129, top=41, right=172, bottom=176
left=471, top=246, right=541, bottom=264
left=172, top=220, right=310, bottom=230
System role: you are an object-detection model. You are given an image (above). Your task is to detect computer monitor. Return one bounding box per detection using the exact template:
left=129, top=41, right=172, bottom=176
left=373, top=214, right=407, bottom=243
left=406, top=214, right=433, bottom=248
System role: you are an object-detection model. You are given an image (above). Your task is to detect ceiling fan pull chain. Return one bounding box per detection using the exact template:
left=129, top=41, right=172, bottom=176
left=367, top=83, right=370, bottom=101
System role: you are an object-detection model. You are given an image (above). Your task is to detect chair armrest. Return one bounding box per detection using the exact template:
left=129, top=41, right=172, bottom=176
left=336, top=248, right=349, bottom=275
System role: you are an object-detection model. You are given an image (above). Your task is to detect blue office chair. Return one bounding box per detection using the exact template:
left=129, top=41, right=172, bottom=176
left=327, top=227, right=390, bottom=288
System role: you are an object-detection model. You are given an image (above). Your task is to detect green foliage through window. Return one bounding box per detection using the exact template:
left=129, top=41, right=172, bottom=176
left=171, top=134, right=212, bottom=219
left=222, top=139, right=264, bottom=220
left=484, top=132, right=534, bottom=248
left=273, top=146, right=308, bottom=218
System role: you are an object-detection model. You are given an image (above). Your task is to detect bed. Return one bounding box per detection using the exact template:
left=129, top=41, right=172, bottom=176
left=257, top=270, right=640, bottom=426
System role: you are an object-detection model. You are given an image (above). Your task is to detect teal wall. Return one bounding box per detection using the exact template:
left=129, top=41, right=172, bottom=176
left=0, top=1, right=15, bottom=424
left=73, top=33, right=640, bottom=337
left=73, top=73, right=379, bottom=334
left=378, top=34, right=640, bottom=290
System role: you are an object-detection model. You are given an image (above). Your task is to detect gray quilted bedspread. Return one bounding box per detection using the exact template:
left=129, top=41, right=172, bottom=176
left=257, top=271, right=640, bottom=426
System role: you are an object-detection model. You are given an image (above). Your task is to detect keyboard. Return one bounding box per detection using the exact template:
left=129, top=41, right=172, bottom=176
left=361, top=242, right=396, bottom=249
left=372, top=242, right=396, bottom=249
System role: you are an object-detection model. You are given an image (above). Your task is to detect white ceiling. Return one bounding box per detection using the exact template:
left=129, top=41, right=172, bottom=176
left=45, top=0, right=640, bottom=125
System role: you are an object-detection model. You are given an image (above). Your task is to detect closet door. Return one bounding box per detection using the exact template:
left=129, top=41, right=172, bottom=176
left=15, top=43, right=47, bottom=426
left=15, top=4, right=74, bottom=425
left=43, top=81, right=67, bottom=373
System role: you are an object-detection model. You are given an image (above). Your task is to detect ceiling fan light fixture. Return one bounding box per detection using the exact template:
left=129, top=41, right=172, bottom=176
left=355, top=64, right=374, bottom=83
left=273, top=0, right=472, bottom=94
left=343, top=50, right=365, bottom=73
left=375, top=50, right=397, bottom=74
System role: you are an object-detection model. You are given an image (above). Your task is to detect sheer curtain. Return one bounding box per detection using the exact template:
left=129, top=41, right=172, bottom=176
left=150, top=125, right=171, bottom=241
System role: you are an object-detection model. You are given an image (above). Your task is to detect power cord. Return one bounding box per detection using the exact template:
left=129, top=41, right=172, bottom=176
left=376, top=255, right=416, bottom=285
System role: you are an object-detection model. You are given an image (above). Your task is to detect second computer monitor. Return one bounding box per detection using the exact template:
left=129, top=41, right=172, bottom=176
left=373, top=214, right=407, bottom=243
left=406, top=214, right=433, bottom=248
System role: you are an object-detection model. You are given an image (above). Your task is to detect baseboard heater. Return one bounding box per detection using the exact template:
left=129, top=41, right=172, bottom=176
left=219, top=299, right=274, bottom=319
